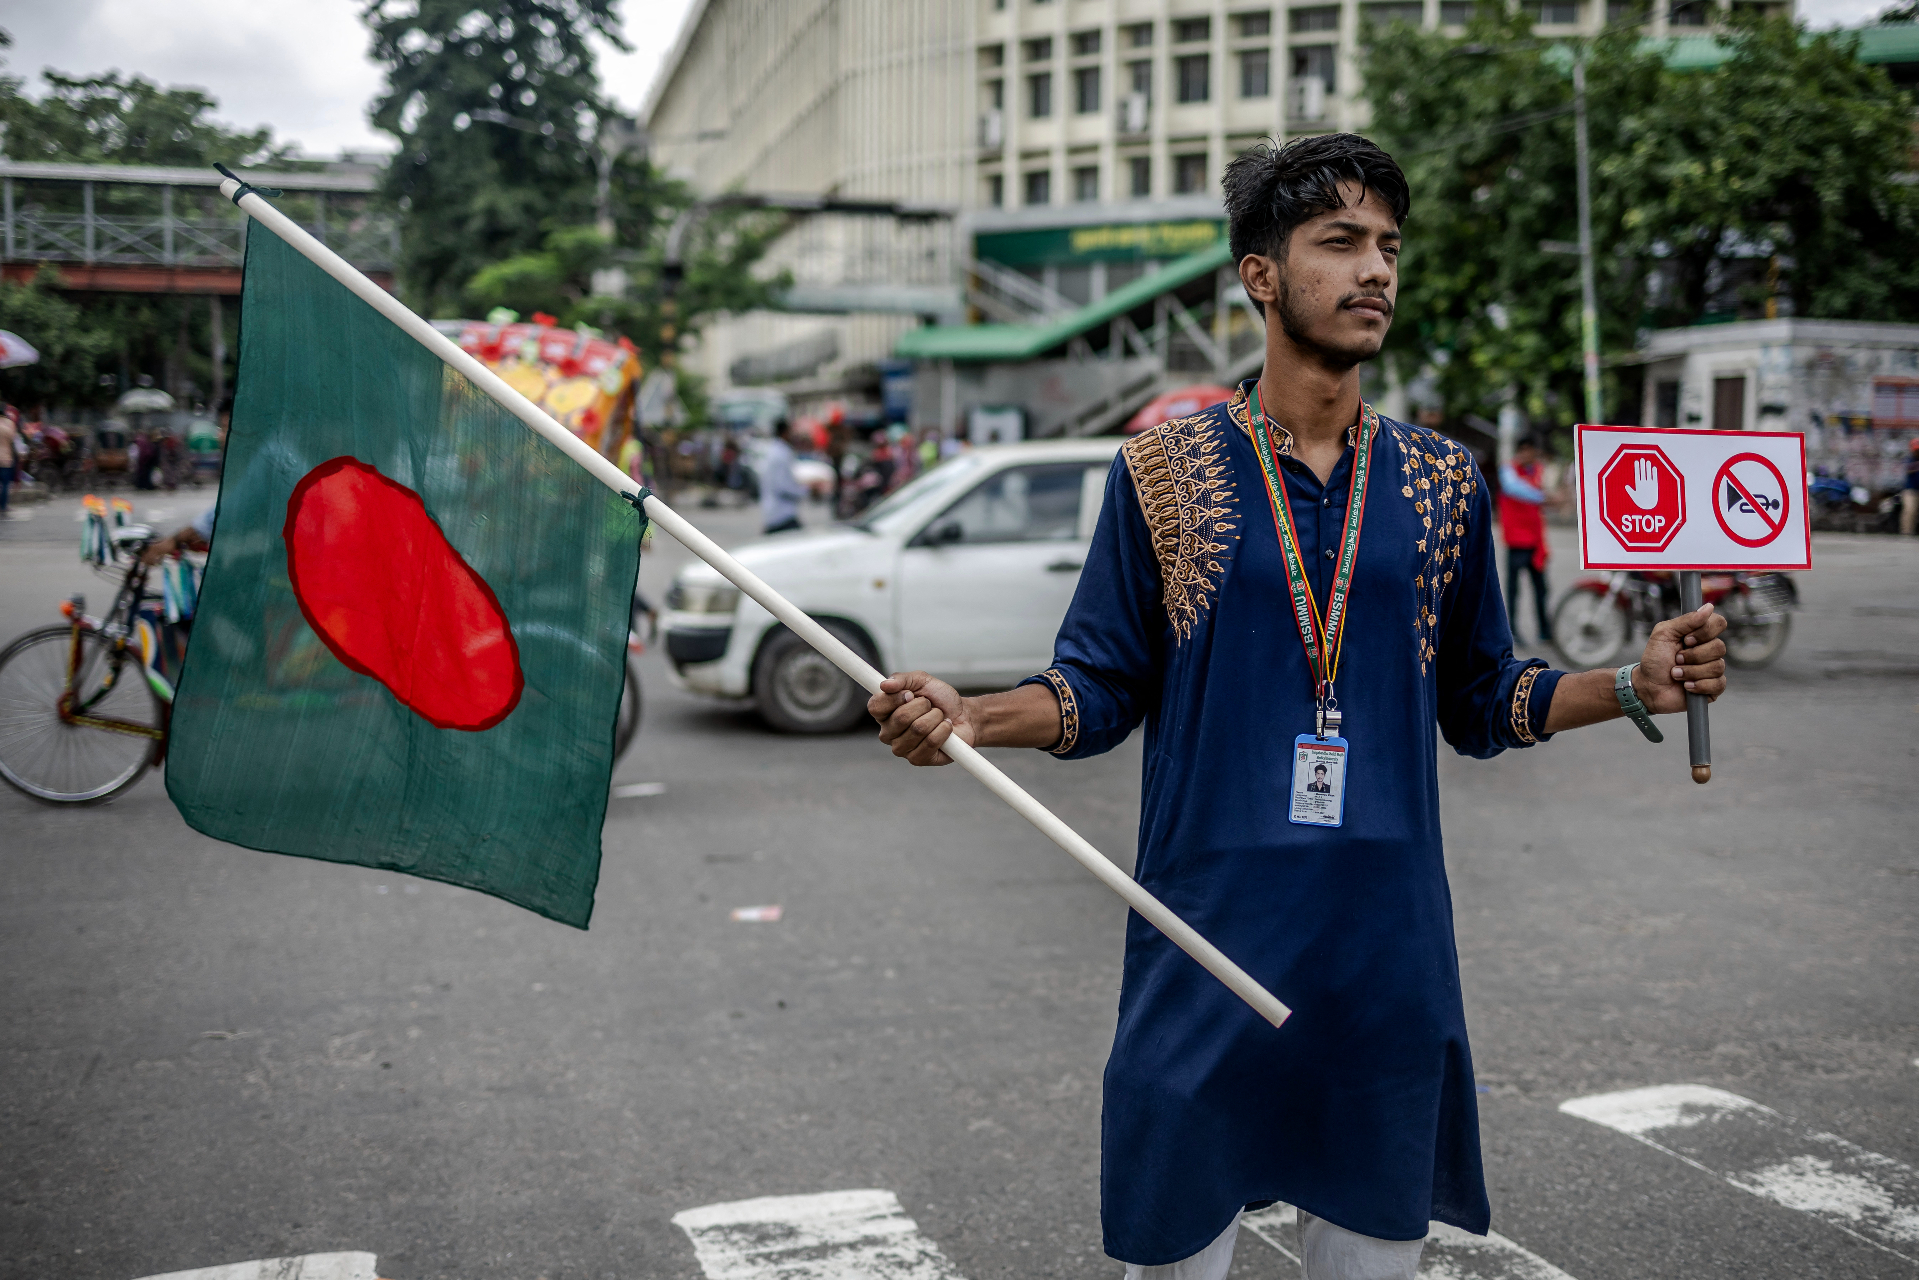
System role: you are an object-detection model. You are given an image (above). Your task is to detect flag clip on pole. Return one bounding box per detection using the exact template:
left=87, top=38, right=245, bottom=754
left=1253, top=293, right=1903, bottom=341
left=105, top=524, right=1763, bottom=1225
left=1678, top=571, right=1711, bottom=784
left=216, top=174, right=1291, bottom=1030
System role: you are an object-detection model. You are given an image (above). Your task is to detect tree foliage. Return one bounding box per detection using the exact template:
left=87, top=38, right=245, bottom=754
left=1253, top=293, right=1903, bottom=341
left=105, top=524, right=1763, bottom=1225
left=0, top=268, right=118, bottom=408
left=362, top=0, right=628, bottom=313
left=1359, top=11, right=1919, bottom=432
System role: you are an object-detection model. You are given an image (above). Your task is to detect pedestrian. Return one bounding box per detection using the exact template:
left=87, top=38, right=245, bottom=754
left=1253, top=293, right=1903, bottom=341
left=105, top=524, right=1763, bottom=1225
left=758, top=417, right=806, bottom=536
left=1902, top=438, right=1919, bottom=537
left=0, top=406, right=18, bottom=517
left=869, top=133, right=1730, bottom=1280
left=1498, top=435, right=1554, bottom=644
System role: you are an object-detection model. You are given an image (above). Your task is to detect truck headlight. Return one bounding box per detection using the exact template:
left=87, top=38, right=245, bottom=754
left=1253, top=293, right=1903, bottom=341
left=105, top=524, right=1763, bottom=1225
left=668, top=581, right=741, bottom=616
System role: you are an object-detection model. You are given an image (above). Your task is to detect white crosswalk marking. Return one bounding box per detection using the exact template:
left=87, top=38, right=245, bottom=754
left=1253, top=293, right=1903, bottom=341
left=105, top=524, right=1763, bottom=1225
left=1242, top=1204, right=1579, bottom=1279
left=1561, top=1084, right=1919, bottom=1263
left=133, top=1254, right=378, bottom=1280
left=673, top=1189, right=969, bottom=1280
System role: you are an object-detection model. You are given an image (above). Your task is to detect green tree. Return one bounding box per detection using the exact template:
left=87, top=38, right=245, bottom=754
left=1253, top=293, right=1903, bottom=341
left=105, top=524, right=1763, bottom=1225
left=0, top=268, right=117, bottom=409
left=362, top=0, right=628, bottom=313
left=1359, top=12, right=1919, bottom=434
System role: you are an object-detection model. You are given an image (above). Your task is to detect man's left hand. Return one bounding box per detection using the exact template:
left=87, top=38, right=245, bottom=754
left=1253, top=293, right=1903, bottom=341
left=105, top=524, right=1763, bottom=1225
left=1632, top=603, right=1728, bottom=713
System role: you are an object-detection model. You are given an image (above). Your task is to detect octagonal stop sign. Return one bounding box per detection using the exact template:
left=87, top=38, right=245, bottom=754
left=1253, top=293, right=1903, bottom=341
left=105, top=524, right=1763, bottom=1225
left=1596, top=444, right=1686, bottom=552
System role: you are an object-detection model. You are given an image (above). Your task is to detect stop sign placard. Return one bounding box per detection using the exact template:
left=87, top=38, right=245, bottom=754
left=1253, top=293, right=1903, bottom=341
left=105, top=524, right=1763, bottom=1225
left=1576, top=425, right=1810, bottom=570
left=1596, top=444, right=1686, bottom=552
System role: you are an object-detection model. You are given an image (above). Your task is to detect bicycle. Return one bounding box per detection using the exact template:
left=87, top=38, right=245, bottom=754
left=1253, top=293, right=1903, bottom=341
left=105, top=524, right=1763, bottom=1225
left=0, top=520, right=177, bottom=803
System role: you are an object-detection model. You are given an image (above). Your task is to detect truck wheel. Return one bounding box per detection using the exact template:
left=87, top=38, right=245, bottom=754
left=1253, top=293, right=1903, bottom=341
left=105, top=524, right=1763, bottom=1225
left=753, top=621, right=873, bottom=734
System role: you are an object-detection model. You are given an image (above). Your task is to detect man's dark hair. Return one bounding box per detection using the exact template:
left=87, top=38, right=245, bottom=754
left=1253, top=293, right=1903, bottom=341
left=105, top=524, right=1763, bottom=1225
left=1223, top=133, right=1411, bottom=315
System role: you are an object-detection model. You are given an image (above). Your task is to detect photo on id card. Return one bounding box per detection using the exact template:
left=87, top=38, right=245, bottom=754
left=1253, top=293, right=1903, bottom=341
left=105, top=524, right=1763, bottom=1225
left=1289, top=734, right=1347, bottom=827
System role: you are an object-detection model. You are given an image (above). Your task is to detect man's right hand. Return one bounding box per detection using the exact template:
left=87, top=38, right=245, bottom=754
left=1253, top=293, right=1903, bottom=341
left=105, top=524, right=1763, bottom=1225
left=869, top=671, right=974, bottom=766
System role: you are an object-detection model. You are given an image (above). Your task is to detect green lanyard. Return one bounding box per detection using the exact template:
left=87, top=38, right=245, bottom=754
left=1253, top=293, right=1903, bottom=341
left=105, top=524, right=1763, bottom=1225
left=1247, top=383, right=1377, bottom=737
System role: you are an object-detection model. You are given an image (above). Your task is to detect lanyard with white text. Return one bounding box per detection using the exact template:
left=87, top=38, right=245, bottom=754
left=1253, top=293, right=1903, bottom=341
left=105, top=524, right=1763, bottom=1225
left=1248, top=383, right=1376, bottom=740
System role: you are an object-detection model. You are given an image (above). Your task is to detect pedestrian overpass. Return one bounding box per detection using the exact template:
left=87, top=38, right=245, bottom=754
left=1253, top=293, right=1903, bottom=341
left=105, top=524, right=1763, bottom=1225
left=0, top=159, right=395, bottom=295
left=898, top=243, right=1265, bottom=438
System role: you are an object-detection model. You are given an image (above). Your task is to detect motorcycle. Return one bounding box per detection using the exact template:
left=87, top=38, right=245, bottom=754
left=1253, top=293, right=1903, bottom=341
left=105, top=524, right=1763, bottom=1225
left=1552, top=569, right=1798, bottom=670
left=1809, top=470, right=1900, bottom=534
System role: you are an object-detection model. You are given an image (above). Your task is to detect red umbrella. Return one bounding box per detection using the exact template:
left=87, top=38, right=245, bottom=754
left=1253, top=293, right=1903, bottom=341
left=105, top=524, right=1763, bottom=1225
left=1124, top=383, right=1235, bottom=434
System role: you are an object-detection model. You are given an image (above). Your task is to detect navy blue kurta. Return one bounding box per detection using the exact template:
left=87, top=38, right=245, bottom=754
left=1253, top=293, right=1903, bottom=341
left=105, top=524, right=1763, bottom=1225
left=1019, top=382, right=1562, bottom=1265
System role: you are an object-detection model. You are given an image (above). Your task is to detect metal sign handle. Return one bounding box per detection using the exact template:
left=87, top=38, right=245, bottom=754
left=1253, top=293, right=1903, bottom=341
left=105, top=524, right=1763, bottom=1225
left=1678, top=571, right=1712, bottom=784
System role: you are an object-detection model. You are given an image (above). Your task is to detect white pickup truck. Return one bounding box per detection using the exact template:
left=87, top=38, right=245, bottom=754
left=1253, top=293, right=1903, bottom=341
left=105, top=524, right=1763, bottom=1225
left=662, top=437, right=1124, bottom=732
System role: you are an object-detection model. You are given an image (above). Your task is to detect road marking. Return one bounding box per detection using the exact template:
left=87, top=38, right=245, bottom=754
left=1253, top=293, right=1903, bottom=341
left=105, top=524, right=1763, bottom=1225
left=612, top=781, right=666, bottom=797
left=134, top=1254, right=378, bottom=1280
left=673, top=1189, right=967, bottom=1280
left=1243, top=1204, right=1579, bottom=1279
left=1561, top=1084, right=1919, bottom=1262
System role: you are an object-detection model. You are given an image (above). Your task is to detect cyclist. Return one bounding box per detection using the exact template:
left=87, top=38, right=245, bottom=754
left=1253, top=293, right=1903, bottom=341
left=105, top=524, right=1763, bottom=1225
left=141, top=504, right=215, bottom=564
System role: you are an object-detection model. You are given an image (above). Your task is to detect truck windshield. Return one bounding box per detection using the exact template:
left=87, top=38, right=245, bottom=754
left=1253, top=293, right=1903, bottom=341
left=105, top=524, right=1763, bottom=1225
left=850, top=455, right=985, bottom=534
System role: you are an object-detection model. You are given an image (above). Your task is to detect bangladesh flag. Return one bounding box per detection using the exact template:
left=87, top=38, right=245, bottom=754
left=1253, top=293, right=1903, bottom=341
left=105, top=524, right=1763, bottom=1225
left=167, top=223, right=641, bottom=928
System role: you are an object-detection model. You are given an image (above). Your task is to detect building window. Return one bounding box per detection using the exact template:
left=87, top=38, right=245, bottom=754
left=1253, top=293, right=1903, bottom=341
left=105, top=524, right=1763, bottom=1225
left=1525, top=0, right=1580, bottom=21
left=1290, top=5, right=1340, bottom=31
left=980, top=44, right=1004, bottom=67
left=1176, top=54, right=1210, bottom=102
left=1074, top=165, right=1099, bottom=202
left=1072, top=28, right=1101, bottom=55
left=1130, top=60, right=1153, bottom=97
left=986, top=78, right=1004, bottom=109
left=1363, top=1, right=1426, bottom=25
left=1174, top=152, right=1209, bottom=194
left=1024, top=37, right=1053, bottom=61
left=1237, top=11, right=1274, bottom=36
left=1873, top=378, right=1919, bottom=425
left=1440, top=0, right=1473, bottom=21
left=1126, top=21, right=1154, bottom=46
left=1668, top=0, right=1709, bottom=23
left=1240, top=48, right=1271, bottom=96
left=1075, top=65, right=1101, bottom=112
left=1606, top=0, right=1641, bottom=19
left=1654, top=380, right=1680, bottom=428
left=1129, top=155, right=1151, bottom=197
left=1029, top=72, right=1053, bottom=118
left=987, top=174, right=1004, bottom=207
left=1174, top=16, right=1212, bottom=41
left=1025, top=170, right=1052, bottom=205
left=1292, top=44, right=1336, bottom=94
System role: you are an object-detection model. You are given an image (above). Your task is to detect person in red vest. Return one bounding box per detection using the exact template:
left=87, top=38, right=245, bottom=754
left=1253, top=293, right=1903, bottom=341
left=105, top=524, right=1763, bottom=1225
left=1498, top=436, right=1554, bottom=644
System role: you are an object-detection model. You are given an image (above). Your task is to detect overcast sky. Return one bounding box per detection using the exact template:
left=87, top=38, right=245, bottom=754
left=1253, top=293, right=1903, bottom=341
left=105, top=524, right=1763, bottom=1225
left=0, top=0, right=700, bottom=159
left=0, top=0, right=1889, bottom=160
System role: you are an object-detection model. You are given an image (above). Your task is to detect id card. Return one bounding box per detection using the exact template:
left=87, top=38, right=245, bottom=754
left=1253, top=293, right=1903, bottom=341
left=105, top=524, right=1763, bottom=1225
left=1289, top=734, right=1348, bottom=827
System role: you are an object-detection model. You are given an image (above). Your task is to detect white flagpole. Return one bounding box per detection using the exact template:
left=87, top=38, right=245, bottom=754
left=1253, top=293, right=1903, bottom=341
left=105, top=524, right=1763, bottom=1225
left=219, top=175, right=1290, bottom=1030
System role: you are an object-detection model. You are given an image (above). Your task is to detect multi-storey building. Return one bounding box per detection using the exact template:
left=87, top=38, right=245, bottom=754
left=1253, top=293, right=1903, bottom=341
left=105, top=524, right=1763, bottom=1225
left=643, top=0, right=1788, bottom=421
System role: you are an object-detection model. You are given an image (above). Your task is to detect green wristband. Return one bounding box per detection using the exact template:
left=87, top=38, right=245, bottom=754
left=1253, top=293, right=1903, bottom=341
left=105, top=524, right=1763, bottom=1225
left=1615, top=663, right=1663, bottom=743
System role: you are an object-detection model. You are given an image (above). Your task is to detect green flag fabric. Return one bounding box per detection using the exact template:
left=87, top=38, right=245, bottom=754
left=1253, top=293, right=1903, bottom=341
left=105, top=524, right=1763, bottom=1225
left=167, top=222, right=641, bottom=928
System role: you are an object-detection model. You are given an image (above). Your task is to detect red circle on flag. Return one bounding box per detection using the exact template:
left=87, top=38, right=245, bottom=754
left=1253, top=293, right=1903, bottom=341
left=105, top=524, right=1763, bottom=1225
left=1711, top=452, right=1790, bottom=548
left=283, top=457, right=523, bottom=731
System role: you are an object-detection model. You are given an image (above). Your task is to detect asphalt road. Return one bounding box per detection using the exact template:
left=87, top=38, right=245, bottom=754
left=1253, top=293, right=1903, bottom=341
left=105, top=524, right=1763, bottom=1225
left=2, top=488, right=1915, bottom=1280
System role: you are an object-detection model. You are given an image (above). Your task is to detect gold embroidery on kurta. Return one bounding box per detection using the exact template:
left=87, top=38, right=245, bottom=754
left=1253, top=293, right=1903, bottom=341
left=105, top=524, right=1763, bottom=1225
left=1389, top=425, right=1474, bottom=676
left=1038, top=667, right=1081, bottom=755
left=1510, top=663, right=1544, bottom=745
left=1120, top=409, right=1241, bottom=643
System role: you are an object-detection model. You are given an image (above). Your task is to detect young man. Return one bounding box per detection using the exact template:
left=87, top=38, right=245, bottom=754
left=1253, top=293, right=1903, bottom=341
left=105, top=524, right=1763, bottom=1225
left=868, top=134, right=1729, bottom=1280
left=1497, top=435, right=1553, bottom=644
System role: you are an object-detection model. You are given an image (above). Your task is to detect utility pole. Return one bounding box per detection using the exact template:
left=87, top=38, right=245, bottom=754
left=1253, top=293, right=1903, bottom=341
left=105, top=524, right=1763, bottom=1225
left=1572, top=54, right=1603, bottom=425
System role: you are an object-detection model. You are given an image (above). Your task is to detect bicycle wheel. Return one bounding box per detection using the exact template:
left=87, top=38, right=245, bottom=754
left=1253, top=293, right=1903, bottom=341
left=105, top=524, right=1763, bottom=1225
left=613, top=657, right=642, bottom=761
left=1552, top=589, right=1631, bottom=669
left=0, top=625, right=164, bottom=804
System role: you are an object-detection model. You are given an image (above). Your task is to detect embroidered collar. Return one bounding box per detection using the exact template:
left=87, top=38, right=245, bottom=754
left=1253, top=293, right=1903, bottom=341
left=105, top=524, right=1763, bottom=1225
left=1229, top=377, right=1373, bottom=457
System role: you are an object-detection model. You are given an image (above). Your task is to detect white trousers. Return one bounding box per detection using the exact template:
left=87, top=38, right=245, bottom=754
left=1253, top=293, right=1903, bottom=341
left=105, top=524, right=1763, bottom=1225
left=1122, top=1209, right=1425, bottom=1280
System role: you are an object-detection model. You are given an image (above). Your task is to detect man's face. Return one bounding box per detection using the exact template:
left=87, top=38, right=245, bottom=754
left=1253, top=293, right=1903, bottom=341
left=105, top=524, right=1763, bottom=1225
left=1515, top=443, right=1537, bottom=465
left=1239, top=179, right=1401, bottom=370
